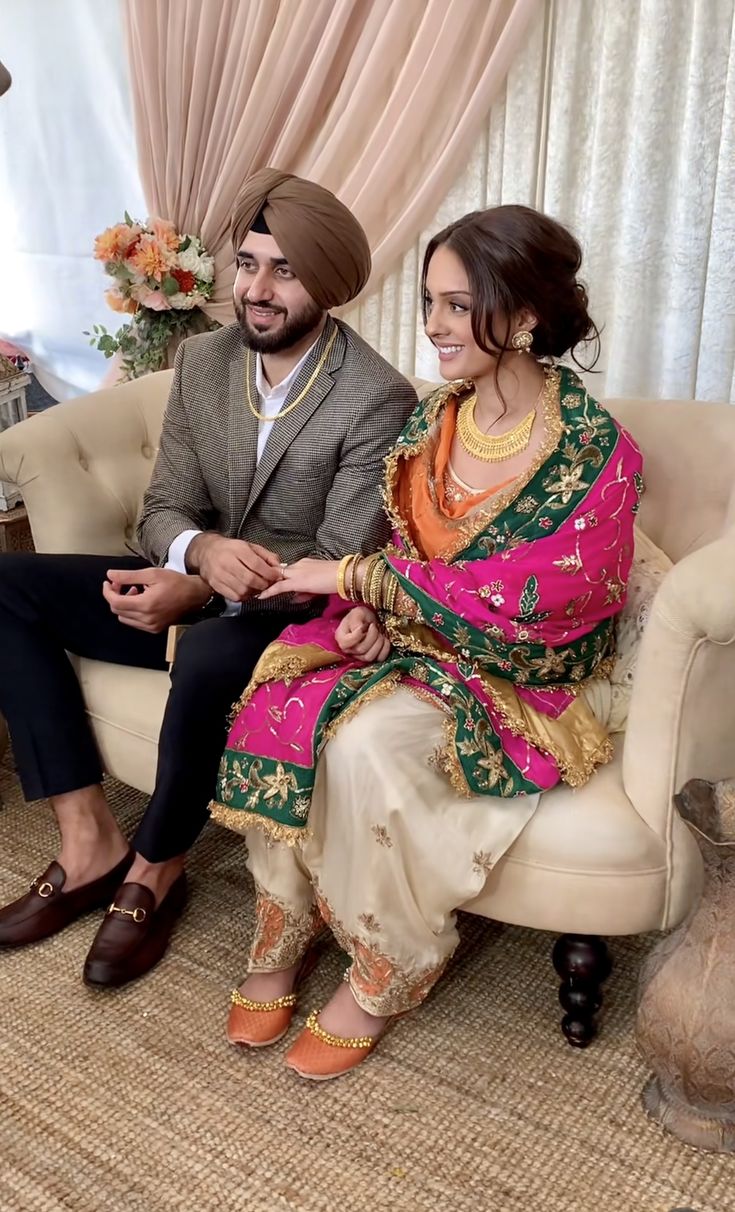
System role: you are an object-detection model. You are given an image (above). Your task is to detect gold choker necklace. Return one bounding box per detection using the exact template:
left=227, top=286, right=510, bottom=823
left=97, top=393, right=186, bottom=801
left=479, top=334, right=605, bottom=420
left=456, top=392, right=537, bottom=462
left=245, top=325, right=337, bottom=422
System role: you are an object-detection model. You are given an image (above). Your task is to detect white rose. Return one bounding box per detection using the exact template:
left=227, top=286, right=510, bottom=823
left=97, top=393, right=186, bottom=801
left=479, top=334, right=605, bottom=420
left=196, top=254, right=215, bottom=283
left=177, top=247, right=201, bottom=274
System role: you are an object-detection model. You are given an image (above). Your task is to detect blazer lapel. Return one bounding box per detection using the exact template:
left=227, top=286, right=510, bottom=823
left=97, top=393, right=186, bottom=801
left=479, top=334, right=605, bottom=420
left=240, top=316, right=346, bottom=526
left=227, top=345, right=259, bottom=534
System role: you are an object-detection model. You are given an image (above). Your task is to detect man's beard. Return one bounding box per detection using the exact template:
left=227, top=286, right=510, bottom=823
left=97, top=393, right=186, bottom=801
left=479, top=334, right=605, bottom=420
left=234, top=296, right=325, bottom=354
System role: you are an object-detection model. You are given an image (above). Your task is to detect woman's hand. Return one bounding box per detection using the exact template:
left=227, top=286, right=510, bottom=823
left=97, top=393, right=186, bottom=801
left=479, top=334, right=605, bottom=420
left=257, top=558, right=340, bottom=600
left=335, top=606, right=391, bottom=663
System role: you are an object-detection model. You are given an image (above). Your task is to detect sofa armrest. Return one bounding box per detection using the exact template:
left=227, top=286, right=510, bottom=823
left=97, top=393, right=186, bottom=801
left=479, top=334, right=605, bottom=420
left=0, top=373, right=171, bottom=555
left=623, top=529, right=735, bottom=841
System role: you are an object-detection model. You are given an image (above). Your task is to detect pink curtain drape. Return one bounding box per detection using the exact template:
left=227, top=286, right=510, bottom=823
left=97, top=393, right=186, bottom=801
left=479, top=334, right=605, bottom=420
left=123, top=0, right=540, bottom=321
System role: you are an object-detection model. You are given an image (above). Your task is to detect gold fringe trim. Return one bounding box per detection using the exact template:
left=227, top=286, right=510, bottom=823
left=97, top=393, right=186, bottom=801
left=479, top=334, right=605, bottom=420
left=403, top=681, right=453, bottom=717
left=430, top=716, right=474, bottom=798
left=383, top=614, right=452, bottom=658
left=228, top=640, right=343, bottom=721
left=320, top=672, right=402, bottom=746
left=475, top=670, right=613, bottom=788
left=381, top=382, right=453, bottom=558
left=383, top=616, right=613, bottom=788
left=208, top=800, right=312, bottom=847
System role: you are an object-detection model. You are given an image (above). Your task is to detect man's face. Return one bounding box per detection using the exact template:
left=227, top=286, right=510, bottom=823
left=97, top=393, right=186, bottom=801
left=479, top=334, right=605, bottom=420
left=233, top=231, right=324, bottom=353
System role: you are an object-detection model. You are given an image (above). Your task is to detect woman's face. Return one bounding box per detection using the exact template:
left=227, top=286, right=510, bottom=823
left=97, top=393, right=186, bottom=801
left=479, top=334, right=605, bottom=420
left=424, top=244, right=498, bottom=382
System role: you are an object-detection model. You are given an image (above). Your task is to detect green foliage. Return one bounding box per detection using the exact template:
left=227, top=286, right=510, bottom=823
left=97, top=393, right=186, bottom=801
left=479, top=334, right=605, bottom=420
left=87, top=308, right=221, bottom=380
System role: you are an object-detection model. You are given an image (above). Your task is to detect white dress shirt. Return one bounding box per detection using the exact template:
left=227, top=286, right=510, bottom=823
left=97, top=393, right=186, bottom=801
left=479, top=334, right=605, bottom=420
left=164, top=341, right=319, bottom=612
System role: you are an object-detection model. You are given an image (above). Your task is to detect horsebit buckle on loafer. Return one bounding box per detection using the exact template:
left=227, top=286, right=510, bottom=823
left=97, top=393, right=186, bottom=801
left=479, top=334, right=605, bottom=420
left=30, top=878, right=55, bottom=898
left=106, top=902, right=147, bottom=924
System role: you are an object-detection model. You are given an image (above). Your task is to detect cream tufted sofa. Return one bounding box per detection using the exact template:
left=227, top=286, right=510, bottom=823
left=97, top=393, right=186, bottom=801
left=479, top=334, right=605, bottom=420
left=1, top=370, right=734, bottom=1044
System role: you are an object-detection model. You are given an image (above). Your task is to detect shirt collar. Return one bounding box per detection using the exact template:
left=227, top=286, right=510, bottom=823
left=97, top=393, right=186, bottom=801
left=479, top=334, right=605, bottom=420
left=254, top=334, right=322, bottom=401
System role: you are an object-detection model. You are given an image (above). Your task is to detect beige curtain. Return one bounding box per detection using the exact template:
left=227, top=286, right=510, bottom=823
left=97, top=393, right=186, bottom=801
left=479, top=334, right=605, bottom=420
left=123, top=0, right=540, bottom=321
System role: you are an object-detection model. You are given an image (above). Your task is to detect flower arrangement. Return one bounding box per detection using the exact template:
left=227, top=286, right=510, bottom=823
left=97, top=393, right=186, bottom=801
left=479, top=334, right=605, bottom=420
left=87, top=214, right=219, bottom=379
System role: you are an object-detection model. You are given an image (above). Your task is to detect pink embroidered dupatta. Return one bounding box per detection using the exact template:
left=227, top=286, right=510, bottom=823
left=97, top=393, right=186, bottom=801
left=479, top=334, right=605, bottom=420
left=211, top=366, right=643, bottom=842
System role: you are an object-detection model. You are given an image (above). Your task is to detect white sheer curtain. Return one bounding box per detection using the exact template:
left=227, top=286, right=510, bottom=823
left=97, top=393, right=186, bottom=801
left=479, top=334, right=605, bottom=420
left=346, top=0, right=735, bottom=403
left=0, top=0, right=146, bottom=398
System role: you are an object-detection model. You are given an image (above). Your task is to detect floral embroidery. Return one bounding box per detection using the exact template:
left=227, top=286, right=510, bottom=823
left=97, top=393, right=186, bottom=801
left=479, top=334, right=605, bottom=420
left=371, top=824, right=393, bottom=848
left=472, top=851, right=495, bottom=877
left=314, top=883, right=448, bottom=1016
left=249, top=884, right=322, bottom=971
left=544, top=462, right=587, bottom=504
left=605, top=578, right=625, bottom=604
left=292, top=797, right=310, bottom=820
left=553, top=553, right=582, bottom=574
left=357, top=912, right=381, bottom=933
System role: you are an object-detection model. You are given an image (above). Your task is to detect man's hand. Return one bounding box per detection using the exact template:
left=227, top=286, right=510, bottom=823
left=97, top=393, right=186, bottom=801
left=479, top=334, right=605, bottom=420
left=186, top=533, right=282, bottom=601
left=103, top=568, right=212, bottom=634
left=335, top=606, right=391, bottom=663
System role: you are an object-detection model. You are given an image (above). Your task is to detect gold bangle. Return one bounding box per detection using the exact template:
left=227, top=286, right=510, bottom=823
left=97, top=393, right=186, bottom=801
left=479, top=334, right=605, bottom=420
left=355, top=554, right=378, bottom=605
left=366, top=557, right=386, bottom=610
left=345, top=554, right=359, bottom=601
left=336, top=554, right=354, bottom=600
left=384, top=572, right=399, bottom=615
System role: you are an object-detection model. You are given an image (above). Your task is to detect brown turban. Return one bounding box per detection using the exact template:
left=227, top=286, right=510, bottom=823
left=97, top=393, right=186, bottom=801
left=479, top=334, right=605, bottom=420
left=230, top=168, right=371, bottom=309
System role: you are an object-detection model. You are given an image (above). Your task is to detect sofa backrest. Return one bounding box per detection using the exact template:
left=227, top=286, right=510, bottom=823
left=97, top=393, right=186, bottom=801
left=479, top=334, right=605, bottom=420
left=1, top=367, right=733, bottom=563
left=605, top=397, right=735, bottom=560
left=0, top=370, right=174, bottom=555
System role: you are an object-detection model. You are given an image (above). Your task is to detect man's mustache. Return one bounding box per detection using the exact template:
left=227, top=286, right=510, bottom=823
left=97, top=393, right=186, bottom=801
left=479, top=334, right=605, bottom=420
left=245, top=301, right=286, bottom=315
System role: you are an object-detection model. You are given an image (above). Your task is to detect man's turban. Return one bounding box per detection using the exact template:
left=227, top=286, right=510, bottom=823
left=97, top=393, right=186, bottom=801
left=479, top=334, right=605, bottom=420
left=231, top=169, right=371, bottom=310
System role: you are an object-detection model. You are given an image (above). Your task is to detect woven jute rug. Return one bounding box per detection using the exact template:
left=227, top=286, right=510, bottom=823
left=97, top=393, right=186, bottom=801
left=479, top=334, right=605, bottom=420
left=0, top=755, right=731, bottom=1212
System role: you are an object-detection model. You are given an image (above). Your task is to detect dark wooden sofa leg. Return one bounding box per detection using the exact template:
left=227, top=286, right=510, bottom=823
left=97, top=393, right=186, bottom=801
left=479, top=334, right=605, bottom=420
left=552, top=934, right=612, bottom=1048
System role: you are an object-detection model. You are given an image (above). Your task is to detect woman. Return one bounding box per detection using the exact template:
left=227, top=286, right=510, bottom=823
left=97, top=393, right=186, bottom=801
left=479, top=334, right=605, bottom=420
left=209, top=205, right=643, bottom=1080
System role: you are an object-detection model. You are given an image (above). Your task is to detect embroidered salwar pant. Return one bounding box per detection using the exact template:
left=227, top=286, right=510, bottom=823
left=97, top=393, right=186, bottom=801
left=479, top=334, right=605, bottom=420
left=245, top=687, right=540, bottom=1016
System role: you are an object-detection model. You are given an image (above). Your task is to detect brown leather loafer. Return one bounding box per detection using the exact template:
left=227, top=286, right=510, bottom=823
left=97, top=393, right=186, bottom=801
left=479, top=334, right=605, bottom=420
left=0, top=851, right=134, bottom=948
left=83, top=872, right=188, bottom=988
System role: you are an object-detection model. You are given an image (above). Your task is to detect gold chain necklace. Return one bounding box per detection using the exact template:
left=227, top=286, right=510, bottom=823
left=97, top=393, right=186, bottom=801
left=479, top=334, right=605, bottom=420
left=456, top=392, right=537, bottom=462
left=245, top=324, right=338, bottom=422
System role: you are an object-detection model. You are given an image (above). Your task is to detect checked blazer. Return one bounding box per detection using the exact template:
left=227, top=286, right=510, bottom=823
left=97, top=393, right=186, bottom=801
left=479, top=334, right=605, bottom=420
left=136, top=317, right=418, bottom=604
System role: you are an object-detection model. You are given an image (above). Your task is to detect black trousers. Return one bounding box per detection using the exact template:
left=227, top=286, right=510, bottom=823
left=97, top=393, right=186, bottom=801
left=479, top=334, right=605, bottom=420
left=0, top=552, right=294, bottom=862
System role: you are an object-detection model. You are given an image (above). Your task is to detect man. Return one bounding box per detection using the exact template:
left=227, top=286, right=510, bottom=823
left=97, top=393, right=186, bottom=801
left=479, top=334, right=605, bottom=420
left=0, top=169, right=417, bottom=985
